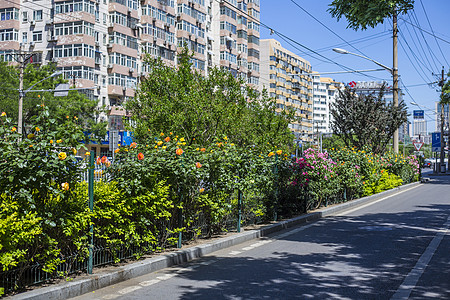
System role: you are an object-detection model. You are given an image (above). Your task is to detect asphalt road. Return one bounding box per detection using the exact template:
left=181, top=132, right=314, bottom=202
left=73, top=174, right=449, bottom=300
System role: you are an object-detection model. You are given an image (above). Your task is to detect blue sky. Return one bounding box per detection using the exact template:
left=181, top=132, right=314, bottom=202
left=260, top=0, right=450, bottom=132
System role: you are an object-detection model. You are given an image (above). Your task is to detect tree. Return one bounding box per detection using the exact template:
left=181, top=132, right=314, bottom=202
left=0, top=62, right=106, bottom=139
left=330, top=86, right=408, bottom=154
left=328, top=0, right=414, bottom=30
left=126, top=48, right=295, bottom=151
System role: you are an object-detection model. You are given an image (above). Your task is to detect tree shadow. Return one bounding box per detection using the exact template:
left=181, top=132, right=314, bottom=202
left=167, top=203, right=450, bottom=299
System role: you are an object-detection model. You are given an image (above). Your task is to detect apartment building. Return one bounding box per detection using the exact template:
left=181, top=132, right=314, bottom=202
left=0, top=0, right=260, bottom=140
left=312, top=75, right=343, bottom=134
left=260, top=39, right=313, bottom=142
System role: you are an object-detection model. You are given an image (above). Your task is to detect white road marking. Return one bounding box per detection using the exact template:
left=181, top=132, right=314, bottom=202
left=391, top=215, right=450, bottom=300
left=139, top=279, right=160, bottom=286
left=156, top=273, right=176, bottom=280
left=336, top=185, right=421, bottom=216
left=117, top=286, right=142, bottom=295
left=102, top=295, right=120, bottom=299
left=229, top=250, right=242, bottom=255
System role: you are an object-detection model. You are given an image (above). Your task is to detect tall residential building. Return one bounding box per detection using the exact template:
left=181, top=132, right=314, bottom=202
left=260, top=39, right=313, bottom=142
left=0, top=0, right=260, bottom=151
left=312, top=74, right=343, bottom=134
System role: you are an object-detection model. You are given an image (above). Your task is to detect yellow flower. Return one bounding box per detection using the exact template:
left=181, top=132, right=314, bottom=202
left=66, top=115, right=69, bottom=119
left=72, top=148, right=77, bottom=155
left=196, top=148, right=200, bottom=151
left=50, top=140, right=53, bottom=144
left=35, top=127, right=40, bottom=132
left=58, top=152, right=67, bottom=160
left=1, top=112, right=6, bottom=117
left=180, top=137, right=185, bottom=142
left=224, top=136, right=228, bottom=140
left=85, top=152, right=90, bottom=156
left=230, top=143, right=235, bottom=146
left=160, top=132, right=164, bottom=136
left=268, top=152, right=275, bottom=157
left=61, top=182, right=69, bottom=191
left=276, top=150, right=282, bottom=155
left=154, top=145, right=158, bottom=148
left=199, top=188, right=205, bottom=193
left=170, top=132, right=173, bottom=135
left=162, top=146, right=166, bottom=149
left=157, top=141, right=163, bottom=146
left=182, top=142, right=186, bottom=146
left=56, top=139, right=62, bottom=143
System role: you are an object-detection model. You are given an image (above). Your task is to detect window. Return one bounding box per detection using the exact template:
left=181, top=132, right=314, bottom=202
left=237, top=30, right=247, bottom=39
left=220, top=21, right=236, bottom=34
left=54, top=21, right=95, bottom=36
left=248, top=35, right=259, bottom=45
left=220, top=6, right=236, bottom=19
left=32, top=31, right=42, bottom=42
left=54, top=44, right=95, bottom=58
left=237, top=15, right=247, bottom=26
left=0, top=8, right=19, bottom=21
left=22, top=32, right=27, bottom=43
left=33, top=10, right=43, bottom=21
left=0, top=29, right=18, bottom=41
left=248, top=48, right=259, bottom=59
left=22, top=11, right=28, bottom=22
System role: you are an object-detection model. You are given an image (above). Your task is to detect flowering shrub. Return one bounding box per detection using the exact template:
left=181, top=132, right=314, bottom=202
left=0, top=107, right=90, bottom=276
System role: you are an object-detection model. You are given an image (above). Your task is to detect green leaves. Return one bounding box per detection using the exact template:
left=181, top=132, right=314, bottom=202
left=328, top=0, right=414, bottom=30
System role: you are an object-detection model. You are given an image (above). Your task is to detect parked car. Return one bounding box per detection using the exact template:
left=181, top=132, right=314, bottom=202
left=423, top=159, right=432, bottom=168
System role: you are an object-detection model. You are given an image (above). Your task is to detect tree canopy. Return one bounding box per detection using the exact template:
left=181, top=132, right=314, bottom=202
left=126, top=48, right=296, bottom=151
left=0, top=61, right=106, bottom=138
left=330, top=85, right=408, bottom=154
left=328, top=0, right=414, bottom=30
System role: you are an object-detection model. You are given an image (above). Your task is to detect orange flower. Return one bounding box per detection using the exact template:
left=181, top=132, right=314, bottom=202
left=11, top=127, right=16, bottom=132
left=96, top=157, right=101, bottom=165
left=268, top=152, right=275, bottom=157
left=164, top=136, right=171, bottom=142
left=160, top=132, right=164, bottom=136
left=72, top=148, right=77, bottom=155
left=114, top=148, right=120, bottom=153
left=176, top=148, right=184, bottom=156
left=50, top=140, right=54, bottom=144
left=200, top=148, right=206, bottom=152
left=276, top=150, right=282, bottom=155
left=137, top=152, right=144, bottom=160
left=199, top=188, right=205, bottom=193
left=35, top=127, right=40, bottom=132
left=157, top=141, right=163, bottom=146
left=196, top=162, right=202, bottom=168
left=61, top=182, right=69, bottom=191
left=130, top=142, right=137, bottom=149
left=101, top=156, right=107, bottom=163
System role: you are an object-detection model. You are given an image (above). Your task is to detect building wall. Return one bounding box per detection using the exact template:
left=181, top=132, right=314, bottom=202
left=0, top=0, right=260, bottom=130
left=259, top=38, right=313, bottom=142
left=312, top=75, right=343, bottom=134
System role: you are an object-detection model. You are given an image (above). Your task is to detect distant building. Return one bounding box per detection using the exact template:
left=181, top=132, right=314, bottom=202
left=259, top=39, right=313, bottom=142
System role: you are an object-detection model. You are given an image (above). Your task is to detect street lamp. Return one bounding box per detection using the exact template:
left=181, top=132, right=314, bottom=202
left=332, top=47, right=400, bottom=153
left=18, top=70, right=63, bottom=135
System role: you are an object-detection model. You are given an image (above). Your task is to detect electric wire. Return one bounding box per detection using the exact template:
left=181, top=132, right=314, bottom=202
left=410, top=9, right=440, bottom=71
left=400, top=17, right=450, bottom=45
left=419, top=0, right=449, bottom=67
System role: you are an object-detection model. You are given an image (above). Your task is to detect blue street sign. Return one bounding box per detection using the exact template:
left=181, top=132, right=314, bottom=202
left=432, top=132, right=441, bottom=152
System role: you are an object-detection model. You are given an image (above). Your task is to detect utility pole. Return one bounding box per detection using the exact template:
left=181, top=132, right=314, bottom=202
left=15, top=50, right=35, bottom=135
left=393, top=9, right=399, bottom=153
left=439, top=67, right=445, bottom=173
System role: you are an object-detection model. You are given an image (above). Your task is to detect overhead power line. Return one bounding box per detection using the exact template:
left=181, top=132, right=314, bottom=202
left=400, top=17, right=450, bottom=45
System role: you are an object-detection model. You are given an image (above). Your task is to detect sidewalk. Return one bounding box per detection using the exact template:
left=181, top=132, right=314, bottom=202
left=8, top=181, right=421, bottom=300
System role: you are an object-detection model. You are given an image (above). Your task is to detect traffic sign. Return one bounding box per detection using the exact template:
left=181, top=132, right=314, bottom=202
left=432, top=132, right=441, bottom=152
left=413, top=142, right=424, bottom=151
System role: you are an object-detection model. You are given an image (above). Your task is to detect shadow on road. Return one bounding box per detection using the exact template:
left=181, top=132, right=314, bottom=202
left=169, top=201, right=450, bottom=300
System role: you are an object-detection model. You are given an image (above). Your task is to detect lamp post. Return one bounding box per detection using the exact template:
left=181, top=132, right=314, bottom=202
left=332, top=47, right=399, bottom=153
left=18, top=71, right=62, bottom=135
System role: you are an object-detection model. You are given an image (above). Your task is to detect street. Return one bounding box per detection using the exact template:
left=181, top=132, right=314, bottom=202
left=73, top=174, right=450, bottom=300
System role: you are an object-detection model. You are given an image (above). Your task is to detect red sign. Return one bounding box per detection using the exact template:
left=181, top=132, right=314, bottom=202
left=348, top=81, right=356, bottom=88
left=413, top=142, right=424, bottom=151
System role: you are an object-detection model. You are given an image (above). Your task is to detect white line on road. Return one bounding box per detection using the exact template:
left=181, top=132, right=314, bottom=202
left=117, top=286, right=142, bottom=295
left=335, top=185, right=421, bottom=216
left=139, top=279, right=161, bottom=286
left=391, top=215, right=450, bottom=300
left=229, top=250, right=242, bottom=255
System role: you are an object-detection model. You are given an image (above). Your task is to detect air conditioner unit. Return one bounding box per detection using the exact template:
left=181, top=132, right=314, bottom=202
left=107, top=64, right=113, bottom=69
left=131, top=24, right=137, bottom=30
left=29, top=41, right=35, bottom=46
left=107, top=22, right=113, bottom=28
left=30, top=20, right=36, bottom=26
left=106, top=43, right=112, bottom=48
left=122, top=86, right=127, bottom=91
left=95, top=41, right=100, bottom=47
left=45, top=19, right=53, bottom=25
left=129, top=67, right=134, bottom=73
left=153, top=36, right=157, bottom=42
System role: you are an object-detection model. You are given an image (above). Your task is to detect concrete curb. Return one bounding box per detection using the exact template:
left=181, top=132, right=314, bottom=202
left=8, top=181, right=421, bottom=300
